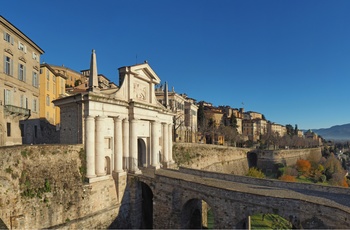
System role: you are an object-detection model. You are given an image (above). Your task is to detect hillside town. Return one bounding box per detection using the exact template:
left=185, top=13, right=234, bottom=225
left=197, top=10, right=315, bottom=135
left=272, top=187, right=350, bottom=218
left=0, top=15, right=322, bottom=148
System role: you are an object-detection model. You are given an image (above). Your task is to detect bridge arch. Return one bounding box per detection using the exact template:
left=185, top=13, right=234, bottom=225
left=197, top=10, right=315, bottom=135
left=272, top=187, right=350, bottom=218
left=181, top=198, right=214, bottom=229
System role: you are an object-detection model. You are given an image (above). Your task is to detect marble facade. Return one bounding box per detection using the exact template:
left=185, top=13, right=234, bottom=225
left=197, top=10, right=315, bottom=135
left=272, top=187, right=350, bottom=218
left=54, top=50, right=174, bottom=180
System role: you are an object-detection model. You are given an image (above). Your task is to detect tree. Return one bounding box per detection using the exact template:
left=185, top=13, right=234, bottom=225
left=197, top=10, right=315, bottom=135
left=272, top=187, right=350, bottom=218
left=296, top=159, right=311, bottom=175
left=294, top=124, right=299, bottom=136
left=197, top=103, right=205, bottom=130
left=74, top=79, right=82, bottom=87
left=286, top=124, right=294, bottom=136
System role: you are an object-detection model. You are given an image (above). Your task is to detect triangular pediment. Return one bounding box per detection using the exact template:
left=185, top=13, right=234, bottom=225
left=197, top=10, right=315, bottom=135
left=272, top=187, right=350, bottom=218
left=129, top=63, right=160, bottom=85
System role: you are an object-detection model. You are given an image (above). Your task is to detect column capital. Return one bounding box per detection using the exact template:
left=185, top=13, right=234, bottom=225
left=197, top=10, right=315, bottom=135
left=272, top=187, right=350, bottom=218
left=113, top=116, right=122, bottom=122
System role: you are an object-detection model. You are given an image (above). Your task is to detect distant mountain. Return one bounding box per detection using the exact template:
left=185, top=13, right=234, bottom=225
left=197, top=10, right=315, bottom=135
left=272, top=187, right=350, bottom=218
left=311, top=124, right=350, bottom=141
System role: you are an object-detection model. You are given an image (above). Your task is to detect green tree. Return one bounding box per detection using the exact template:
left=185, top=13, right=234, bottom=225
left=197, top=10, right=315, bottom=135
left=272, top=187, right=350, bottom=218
left=286, top=124, right=294, bottom=136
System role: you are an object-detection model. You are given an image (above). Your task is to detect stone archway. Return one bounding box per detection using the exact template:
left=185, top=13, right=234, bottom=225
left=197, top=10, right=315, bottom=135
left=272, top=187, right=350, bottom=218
left=181, top=199, right=214, bottom=229
left=141, top=182, right=153, bottom=229
left=138, top=139, right=147, bottom=168
left=247, top=151, right=258, bottom=168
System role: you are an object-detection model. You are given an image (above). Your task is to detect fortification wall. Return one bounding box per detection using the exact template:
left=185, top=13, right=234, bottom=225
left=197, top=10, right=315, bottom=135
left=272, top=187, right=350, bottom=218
left=173, top=143, right=251, bottom=175
left=257, top=148, right=322, bottom=173
left=174, top=144, right=322, bottom=175
left=0, top=144, right=125, bottom=229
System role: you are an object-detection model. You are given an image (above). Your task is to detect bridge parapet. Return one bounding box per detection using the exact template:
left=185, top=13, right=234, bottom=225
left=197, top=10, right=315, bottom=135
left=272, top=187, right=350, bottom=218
left=149, top=169, right=350, bottom=229
left=180, top=167, right=350, bottom=196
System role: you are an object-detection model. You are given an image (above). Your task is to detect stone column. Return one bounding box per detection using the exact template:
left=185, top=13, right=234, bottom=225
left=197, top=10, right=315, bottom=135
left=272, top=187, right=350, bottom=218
left=168, top=123, right=174, bottom=163
left=122, top=118, right=129, bottom=171
left=129, top=119, right=140, bottom=173
left=162, top=123, right=169, bottom=165
left=85, top=115, right=96, bottom=178
left=151, top=121, right=160, bottom=168
left=114, top=117, right=123, bottom=173
left=95, top=116, right=106, bottom=176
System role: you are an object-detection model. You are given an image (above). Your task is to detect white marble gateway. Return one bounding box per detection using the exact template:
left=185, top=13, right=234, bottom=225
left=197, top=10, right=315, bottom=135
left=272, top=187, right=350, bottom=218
left=54, top=50, right=174, bottom=180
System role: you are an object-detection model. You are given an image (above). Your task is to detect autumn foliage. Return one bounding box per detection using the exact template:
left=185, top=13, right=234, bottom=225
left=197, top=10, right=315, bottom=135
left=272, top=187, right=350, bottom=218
left=279, top=175, right=296, bottom=182
left=296, top=159, right=311, bottom=175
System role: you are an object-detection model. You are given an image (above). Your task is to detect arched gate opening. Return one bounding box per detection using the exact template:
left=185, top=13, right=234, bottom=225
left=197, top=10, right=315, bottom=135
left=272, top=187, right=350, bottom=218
left=181, top=199, right=214, bottom=229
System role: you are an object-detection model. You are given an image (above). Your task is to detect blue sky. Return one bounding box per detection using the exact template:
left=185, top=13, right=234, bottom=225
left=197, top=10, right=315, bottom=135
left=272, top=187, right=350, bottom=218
left=2, top=0, right=350, bottom=130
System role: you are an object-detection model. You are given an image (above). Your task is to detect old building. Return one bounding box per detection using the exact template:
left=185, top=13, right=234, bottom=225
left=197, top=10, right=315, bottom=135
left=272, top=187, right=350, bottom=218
left=50, top=64, right=85, bottom=89
left=156, top=85, right=198, bottom=143
left=0, top=15, right=44, bottom=146
left=54, top=51, right=175, bottom=179
left=268, top=122, right=287, bottom=137
left=39, top=63, right=67, bottom=125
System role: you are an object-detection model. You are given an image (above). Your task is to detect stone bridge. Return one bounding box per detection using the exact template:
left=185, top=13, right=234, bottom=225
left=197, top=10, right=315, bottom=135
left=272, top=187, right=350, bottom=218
left=128, top=167, right=350, bottom=229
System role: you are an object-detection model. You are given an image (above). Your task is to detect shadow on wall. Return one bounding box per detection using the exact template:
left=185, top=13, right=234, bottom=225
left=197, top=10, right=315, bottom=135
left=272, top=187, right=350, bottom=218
left=108, top=179, right=153, bottom=229
left=20, top=118, right=60, bottom=144
left=247, top=151, right=258, bottom=168
left=0, top=218, right=8, bottom=230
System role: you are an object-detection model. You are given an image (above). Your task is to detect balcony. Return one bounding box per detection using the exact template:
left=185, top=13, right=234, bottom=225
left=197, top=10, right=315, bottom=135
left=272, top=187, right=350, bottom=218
left=4, top=105, right=31, bottom=117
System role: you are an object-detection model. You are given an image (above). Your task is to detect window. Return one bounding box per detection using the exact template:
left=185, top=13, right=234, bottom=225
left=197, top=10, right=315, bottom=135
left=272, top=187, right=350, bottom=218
left=3, top=32, right=13, bottom=44
left=32, top=52, right=37, bottom=61
left=4, top=89, right=11, bottom=105
left=53, top=84, right=56, bottom=95
left=32, top=71, right=38, bottom=87
left=18, top=41, right=27, bottom=53
left=53, top=75, right=56, bottom=82
left=18, top=63, right=26, bottom=81
left=7, top=123, right=11, bottom=137
left=46, top=95, right=50, bottom=106
left=4, top=56, right=13, bottom=76
left=32, top=98, right=37, bottom=112
left=47, top=81, right=49, bottom=91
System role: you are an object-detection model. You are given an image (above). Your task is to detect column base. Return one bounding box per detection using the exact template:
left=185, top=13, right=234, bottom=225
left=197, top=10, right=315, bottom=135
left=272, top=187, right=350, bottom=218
left=112, top=170, right=126, bottom=179
left=151, top=164, right=160, bottom=170
left=87, top=175, right=111, bottom=183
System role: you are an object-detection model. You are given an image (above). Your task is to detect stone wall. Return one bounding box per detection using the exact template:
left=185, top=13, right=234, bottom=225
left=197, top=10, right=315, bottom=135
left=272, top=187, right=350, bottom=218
left=173, top=143, right=322, bottom=176
left=173, top=143, right=251, bottom=175
left=0, top=144, right=126, bottom=229
left=257, top=148, right=322, bottom=173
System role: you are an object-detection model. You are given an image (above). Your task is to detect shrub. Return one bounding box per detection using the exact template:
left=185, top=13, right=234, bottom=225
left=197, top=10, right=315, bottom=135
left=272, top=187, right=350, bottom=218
left=296, top=159, right=311, bottom=175
left=246, top=167, right=265, bottom=179
left=284, top=167, right=298, bottom=177
left=279, top=174, right=296, bottom=182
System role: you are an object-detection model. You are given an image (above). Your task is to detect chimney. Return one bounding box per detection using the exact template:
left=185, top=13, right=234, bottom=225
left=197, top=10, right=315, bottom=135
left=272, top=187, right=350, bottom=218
left=89, top=49, right=99, bottom=92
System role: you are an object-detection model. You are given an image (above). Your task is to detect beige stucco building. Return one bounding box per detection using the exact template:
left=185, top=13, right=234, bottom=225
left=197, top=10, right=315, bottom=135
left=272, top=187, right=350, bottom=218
left=0, top=16, right=44, bottom=146
left=268, top=122, right=287, bottom=137
left=156, top=86, right=198, bottom=143
left=54, top=51, right=175, bottom=179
